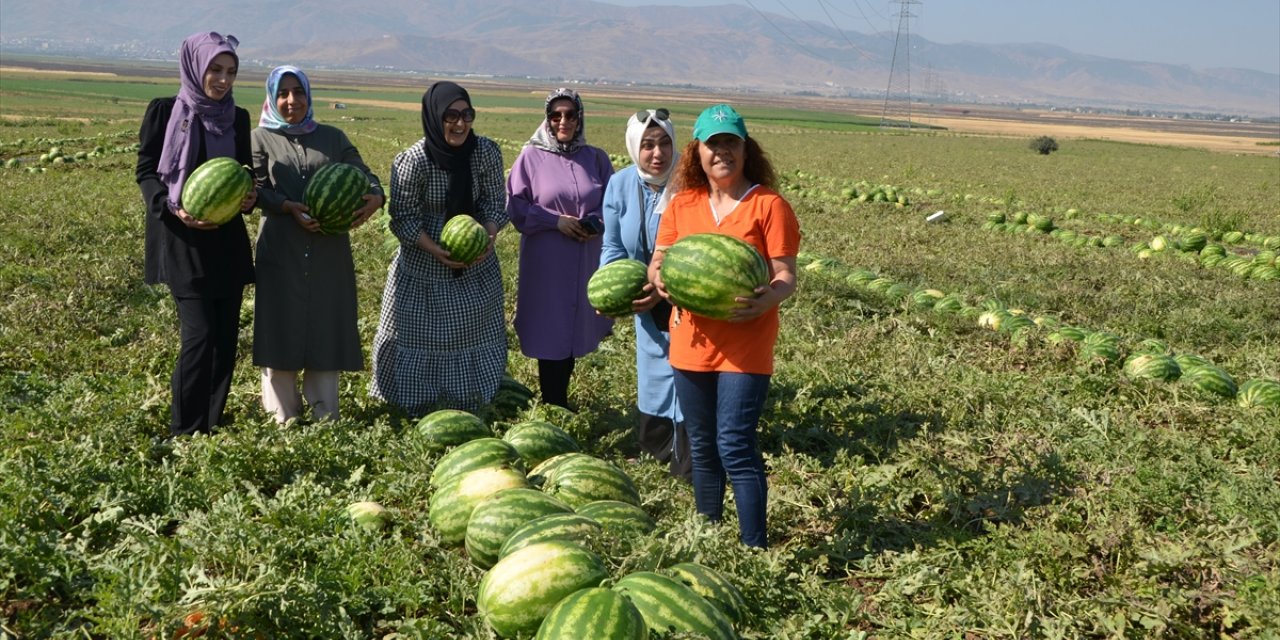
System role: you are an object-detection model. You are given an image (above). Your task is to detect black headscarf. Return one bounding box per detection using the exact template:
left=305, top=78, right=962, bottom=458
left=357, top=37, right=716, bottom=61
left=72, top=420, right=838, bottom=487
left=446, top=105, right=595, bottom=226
left=421, top=81, right=477, bottom=220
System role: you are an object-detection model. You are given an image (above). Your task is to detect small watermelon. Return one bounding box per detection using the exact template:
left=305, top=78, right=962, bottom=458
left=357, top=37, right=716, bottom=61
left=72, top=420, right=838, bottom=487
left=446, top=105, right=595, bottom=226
left=588, top=259, right=650, bottom=317
left=440, top=214, right=489, bottom=264
left=303, top=162, right=369, bottom=234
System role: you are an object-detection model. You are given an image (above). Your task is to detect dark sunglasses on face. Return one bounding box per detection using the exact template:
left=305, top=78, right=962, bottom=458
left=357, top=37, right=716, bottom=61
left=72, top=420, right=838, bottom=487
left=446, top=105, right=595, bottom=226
left=634, top=108, right=670, bottom=123
left=548, top=110, right=579, bottom=124
left=443, top=107, right=476, bottom=124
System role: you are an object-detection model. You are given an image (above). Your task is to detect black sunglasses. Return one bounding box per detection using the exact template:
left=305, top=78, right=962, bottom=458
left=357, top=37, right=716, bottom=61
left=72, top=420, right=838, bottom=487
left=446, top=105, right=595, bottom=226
left=548, top=110, right=580, bottom=123
left=443, top=107, right=476, bottom=124
left=634, top=108, right=670, bottom=123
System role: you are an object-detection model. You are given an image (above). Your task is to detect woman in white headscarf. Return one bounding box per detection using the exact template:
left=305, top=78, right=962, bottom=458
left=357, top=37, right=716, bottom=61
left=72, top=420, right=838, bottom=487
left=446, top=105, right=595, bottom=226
left=600, top=108, right=689, bottom=481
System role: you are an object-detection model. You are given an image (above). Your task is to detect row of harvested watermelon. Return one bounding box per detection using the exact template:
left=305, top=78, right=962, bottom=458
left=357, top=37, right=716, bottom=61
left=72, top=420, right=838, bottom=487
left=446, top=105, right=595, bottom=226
left=416, top=406, right=748, bottom=638
left=796, top=251, right=1280, bottom=409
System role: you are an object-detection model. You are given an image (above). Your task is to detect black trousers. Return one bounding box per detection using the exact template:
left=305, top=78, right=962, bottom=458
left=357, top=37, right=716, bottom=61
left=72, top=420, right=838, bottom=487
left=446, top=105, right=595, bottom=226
left=637, top=412, right=693, bottom=482
left=171, top=292, right=242, bottom=436
left=537, top=357, right=576, bottom=409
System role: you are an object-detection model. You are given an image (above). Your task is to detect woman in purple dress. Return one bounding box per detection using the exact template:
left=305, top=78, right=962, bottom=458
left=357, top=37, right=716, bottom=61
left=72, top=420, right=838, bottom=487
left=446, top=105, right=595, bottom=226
left=506, top=88, right=614, bottom=409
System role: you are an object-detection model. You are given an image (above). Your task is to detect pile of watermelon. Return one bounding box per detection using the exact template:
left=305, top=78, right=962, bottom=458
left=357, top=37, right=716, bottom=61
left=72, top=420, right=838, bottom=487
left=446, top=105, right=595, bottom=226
left=416, top=402, right=748, bottom=638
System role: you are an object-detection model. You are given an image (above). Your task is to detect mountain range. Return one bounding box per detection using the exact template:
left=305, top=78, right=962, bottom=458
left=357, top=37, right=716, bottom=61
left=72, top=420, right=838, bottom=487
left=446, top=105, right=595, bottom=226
left=2, top=0, right=1277, bottom=117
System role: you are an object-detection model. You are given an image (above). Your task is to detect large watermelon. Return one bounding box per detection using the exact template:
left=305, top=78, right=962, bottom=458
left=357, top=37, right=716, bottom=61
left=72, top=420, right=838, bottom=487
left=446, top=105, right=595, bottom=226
left=440, top=214, right=488, bottom=264
left=303, top=162, right=369, bottom=234
left=1180, top=364, right=1238, bottom=398
left=503, top=421, right=580, bottom=468
left=430, top=437, right=523, bottom=488
left=499, top=512, right=604, bottom=560
left=428, top=466, right=528, bottom=545
left=660, top=233, right=768, bottom=320
left=180, top=156, right=253, bottom=224
left=528, top=453, right=619, bottom=488
left=534, top=587, right=649, bottom=640
left=1237, top=378, right=1280, bottom=409
left=663, top=563, right=748, bottom=625
left=545, top=461, right=641, bottom=509
left=465, top=488, right=573, bottom=569
left=574, top=500, right=656, bottom=537
left=1122, top=354, right=1181, bottom=382
left=416, top=409, right=490, bottom=451
left=612, top=571, right=737, bottom=640
left=477, top=541, right=608, bottom=638
left=588, top=259, right=650, bottom=318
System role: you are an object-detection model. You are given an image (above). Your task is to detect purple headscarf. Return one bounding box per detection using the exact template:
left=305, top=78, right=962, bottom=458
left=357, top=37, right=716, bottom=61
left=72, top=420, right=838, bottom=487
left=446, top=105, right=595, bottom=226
left=159, top=32, right=240, bottom=209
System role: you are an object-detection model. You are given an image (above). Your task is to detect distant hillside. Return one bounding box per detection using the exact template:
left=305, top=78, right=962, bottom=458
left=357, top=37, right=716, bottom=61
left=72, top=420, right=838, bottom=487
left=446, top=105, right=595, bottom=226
left=2, top=0, right=1277, bottom=117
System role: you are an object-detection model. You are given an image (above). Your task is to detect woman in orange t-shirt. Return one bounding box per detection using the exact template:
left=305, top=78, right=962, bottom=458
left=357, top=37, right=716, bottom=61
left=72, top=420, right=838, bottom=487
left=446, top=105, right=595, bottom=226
left=648, top=104, right=800, bottom=548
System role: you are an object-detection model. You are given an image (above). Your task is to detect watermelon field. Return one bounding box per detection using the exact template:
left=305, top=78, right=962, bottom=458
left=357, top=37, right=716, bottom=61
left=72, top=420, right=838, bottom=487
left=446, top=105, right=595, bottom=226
left=2, top=65, right=1279, bottom=638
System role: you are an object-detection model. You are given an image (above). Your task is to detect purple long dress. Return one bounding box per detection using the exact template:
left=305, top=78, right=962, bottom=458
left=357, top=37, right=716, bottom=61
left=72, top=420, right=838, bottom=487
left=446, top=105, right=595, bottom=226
left=507, top=144, right=615, bottom=359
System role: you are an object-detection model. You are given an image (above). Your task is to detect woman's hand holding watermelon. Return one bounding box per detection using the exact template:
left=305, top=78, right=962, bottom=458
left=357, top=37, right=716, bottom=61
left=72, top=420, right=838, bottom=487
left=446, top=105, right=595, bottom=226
left=348, top=193, right=385, bottom=230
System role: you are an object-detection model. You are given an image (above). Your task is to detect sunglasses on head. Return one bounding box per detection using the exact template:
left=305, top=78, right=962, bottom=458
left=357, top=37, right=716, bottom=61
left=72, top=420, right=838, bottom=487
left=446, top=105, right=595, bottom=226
left=443, top=107, right=476, bottom=124
left=548, top=110, right=580, bottom=123
left=634, top=108, right=670, bottom=123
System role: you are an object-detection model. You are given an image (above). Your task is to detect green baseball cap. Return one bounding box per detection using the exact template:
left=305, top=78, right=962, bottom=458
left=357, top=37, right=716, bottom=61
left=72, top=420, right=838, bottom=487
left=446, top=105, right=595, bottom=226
left=692, top=103, right=747, bottom=141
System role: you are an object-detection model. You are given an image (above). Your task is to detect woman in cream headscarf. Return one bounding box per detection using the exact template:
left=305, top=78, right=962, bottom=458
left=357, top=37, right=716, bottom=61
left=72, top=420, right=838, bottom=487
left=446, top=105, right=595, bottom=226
left=600, top=108, right=689, bottom=481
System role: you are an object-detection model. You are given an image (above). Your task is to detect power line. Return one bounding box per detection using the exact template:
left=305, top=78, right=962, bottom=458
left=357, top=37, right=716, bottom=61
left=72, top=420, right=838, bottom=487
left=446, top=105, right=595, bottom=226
left=741, top=0, right=837, bottom=64
left=881, top=0, right=920, bottom=129
left=812, top=0, right=876, bottom=60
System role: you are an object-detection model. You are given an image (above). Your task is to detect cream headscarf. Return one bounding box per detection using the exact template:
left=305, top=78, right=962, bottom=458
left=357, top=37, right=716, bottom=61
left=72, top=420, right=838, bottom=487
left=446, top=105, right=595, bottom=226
left=625, top=109, right=679, bottom=215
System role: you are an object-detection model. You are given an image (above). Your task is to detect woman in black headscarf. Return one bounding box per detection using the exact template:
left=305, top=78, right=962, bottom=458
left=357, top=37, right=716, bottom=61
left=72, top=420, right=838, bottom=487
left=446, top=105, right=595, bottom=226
left=369, top=81, right=509, bottom=413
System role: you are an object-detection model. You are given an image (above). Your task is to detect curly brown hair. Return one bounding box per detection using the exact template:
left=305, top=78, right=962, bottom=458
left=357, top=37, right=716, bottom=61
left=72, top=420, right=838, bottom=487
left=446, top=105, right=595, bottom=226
left=672, top=136, right=778, bottom=193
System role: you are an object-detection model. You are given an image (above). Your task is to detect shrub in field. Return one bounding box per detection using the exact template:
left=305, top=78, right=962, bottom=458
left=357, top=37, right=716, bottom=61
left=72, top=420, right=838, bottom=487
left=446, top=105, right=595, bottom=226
left=1030, top=136, right=1059, bottom=155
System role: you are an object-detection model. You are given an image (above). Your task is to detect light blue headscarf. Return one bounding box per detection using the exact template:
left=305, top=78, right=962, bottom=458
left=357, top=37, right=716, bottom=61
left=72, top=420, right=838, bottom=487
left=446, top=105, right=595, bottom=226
left=258, top=65, right=318, bottom=134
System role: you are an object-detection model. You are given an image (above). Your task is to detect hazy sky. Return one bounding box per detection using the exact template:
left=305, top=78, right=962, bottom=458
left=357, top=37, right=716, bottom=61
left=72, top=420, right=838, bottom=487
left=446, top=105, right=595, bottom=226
left=598, top=0, right=1280, bottom=75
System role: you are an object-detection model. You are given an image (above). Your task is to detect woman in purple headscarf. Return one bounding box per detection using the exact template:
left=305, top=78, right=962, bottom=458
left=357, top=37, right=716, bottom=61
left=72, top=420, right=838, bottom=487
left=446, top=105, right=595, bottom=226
left=370, top=81, right=509, bottom=414
left=136, top=31, right=257, bottom=436
left=506, top=88, right=615, bottom=410
left=250, top=66, right=384, bottom=424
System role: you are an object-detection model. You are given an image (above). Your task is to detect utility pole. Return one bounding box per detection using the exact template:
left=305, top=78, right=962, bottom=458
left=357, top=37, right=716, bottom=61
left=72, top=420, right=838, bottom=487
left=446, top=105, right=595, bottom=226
left=880, top=0, right=921, bottom=129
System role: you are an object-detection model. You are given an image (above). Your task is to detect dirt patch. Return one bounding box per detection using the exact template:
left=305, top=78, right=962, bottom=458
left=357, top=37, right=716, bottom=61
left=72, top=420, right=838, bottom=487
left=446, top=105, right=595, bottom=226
left=0, top=66, right=119, bottom=78
left=916, top=114, right=1277, bottom=155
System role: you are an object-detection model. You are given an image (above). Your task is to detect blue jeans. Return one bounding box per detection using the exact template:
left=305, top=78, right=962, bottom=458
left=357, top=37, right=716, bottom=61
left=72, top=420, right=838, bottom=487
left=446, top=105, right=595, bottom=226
left=672, top=368, right=771, bottom=548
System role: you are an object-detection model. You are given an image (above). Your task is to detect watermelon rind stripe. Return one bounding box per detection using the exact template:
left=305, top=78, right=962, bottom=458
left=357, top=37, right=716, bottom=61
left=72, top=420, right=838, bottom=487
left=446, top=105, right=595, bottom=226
left=612, top=571, right=737, bottom=640
left=534, top=587, right=648, bottom=640
left=478, top=541, right=608, bottom=638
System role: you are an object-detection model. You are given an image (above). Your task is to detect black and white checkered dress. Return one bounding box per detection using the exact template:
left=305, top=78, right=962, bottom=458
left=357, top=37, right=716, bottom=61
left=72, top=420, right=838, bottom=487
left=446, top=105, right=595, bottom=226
left=369, top=136, right=508, bottom=414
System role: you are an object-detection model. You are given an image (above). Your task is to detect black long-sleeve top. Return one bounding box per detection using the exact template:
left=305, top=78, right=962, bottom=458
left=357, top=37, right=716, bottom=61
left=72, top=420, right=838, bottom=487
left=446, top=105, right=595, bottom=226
left=136, top=96, right=255, bottom=297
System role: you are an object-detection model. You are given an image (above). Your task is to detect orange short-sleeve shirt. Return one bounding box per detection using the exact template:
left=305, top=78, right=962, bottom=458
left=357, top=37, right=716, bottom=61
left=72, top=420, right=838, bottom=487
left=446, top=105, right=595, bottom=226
left=656, top=185, right=801, bottom=375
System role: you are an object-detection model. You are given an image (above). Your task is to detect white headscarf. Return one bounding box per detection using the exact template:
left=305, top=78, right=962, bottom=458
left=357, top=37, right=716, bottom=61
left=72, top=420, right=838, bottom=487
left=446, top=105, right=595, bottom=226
left=625, top=109, right=679, bottom=215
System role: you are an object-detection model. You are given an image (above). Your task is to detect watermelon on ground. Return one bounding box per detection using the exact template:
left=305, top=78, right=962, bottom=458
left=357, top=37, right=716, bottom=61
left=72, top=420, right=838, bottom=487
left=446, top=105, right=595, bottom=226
left=478, top=541, right=609, bottom=638
left=502, top=421, right=580, bottom=469
left=612, top=571, right=737, bottom=640
left=663, top=563, right=748, bottom=625
left=430, top=437, right=523, bottom=488
left=465, top=488, right=573, bottom=569
left=428, top=466, right=528, bottom=545
left=575, top=500, right=656, bottom=537
left=499, top=512, right=604, bottom=560
left=416, top=409, right=490, bottom=451
left=1237, top=379, right=1280, bottom=409
left=534, top=587, right=648, bottom=640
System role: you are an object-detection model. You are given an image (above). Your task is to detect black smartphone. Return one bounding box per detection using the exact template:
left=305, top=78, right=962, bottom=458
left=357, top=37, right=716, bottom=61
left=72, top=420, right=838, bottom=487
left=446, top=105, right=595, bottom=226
left=581, top=216, right=604, bottom=235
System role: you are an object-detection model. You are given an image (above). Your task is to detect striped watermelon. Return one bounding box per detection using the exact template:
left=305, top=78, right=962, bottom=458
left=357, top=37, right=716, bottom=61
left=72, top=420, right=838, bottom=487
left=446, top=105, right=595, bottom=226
left=534, top=587, right=648, bottom=640
left=663, top=563, right=748, bottom=625
left=430, top=437, right=523, bottom=487
left=660, top=233, right=768, bottom=320
left=528, top=453, right=620, bottom=488
left=465, top=488, right=573, bottom=569
left=499, top=512, right=604, bottom=560
left=910, top=288, right=945, bottom=310
left=440, top=214, right=488, bottom=264
left=545, top=461, right=641, bottom=508
left=303, top=162, right=369, bottom=234
left=492, top=375, right=536, bottom=417
left=1180, top=364, right=1238, bottom=398
left=1237, top=378, right=1280, bottom=409
left=932, top=294, right=965, bottom=314
left=1123, top=354, right=1181, bottom=382
left=345, top=501, right=389, bottom=532
left=1173, top=353, right=1211, bottom=370
left=575, top=500, right=656, bottom=536
left=416, top=409, right=490, bottom=451
left=478, top=541, right=608, bottom=638
left=588, top=259, right=651, bottom=318
left=1222, top=231, right=1245, bottom=244
left=1177, top=231, right=1208, bottom=252
left=503, top=421, right=581, bottom=469
left=429, top=466, right=529, bottom=545
left=180, top=156, right=252, bottom=224
left=1132, top=338, right=1172, bottom=356
left=612, top=571, right=736, bottom=640
left=998, top=314, right=1036, bottom=336
left=1080, top=331, right=1122, bottom=363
